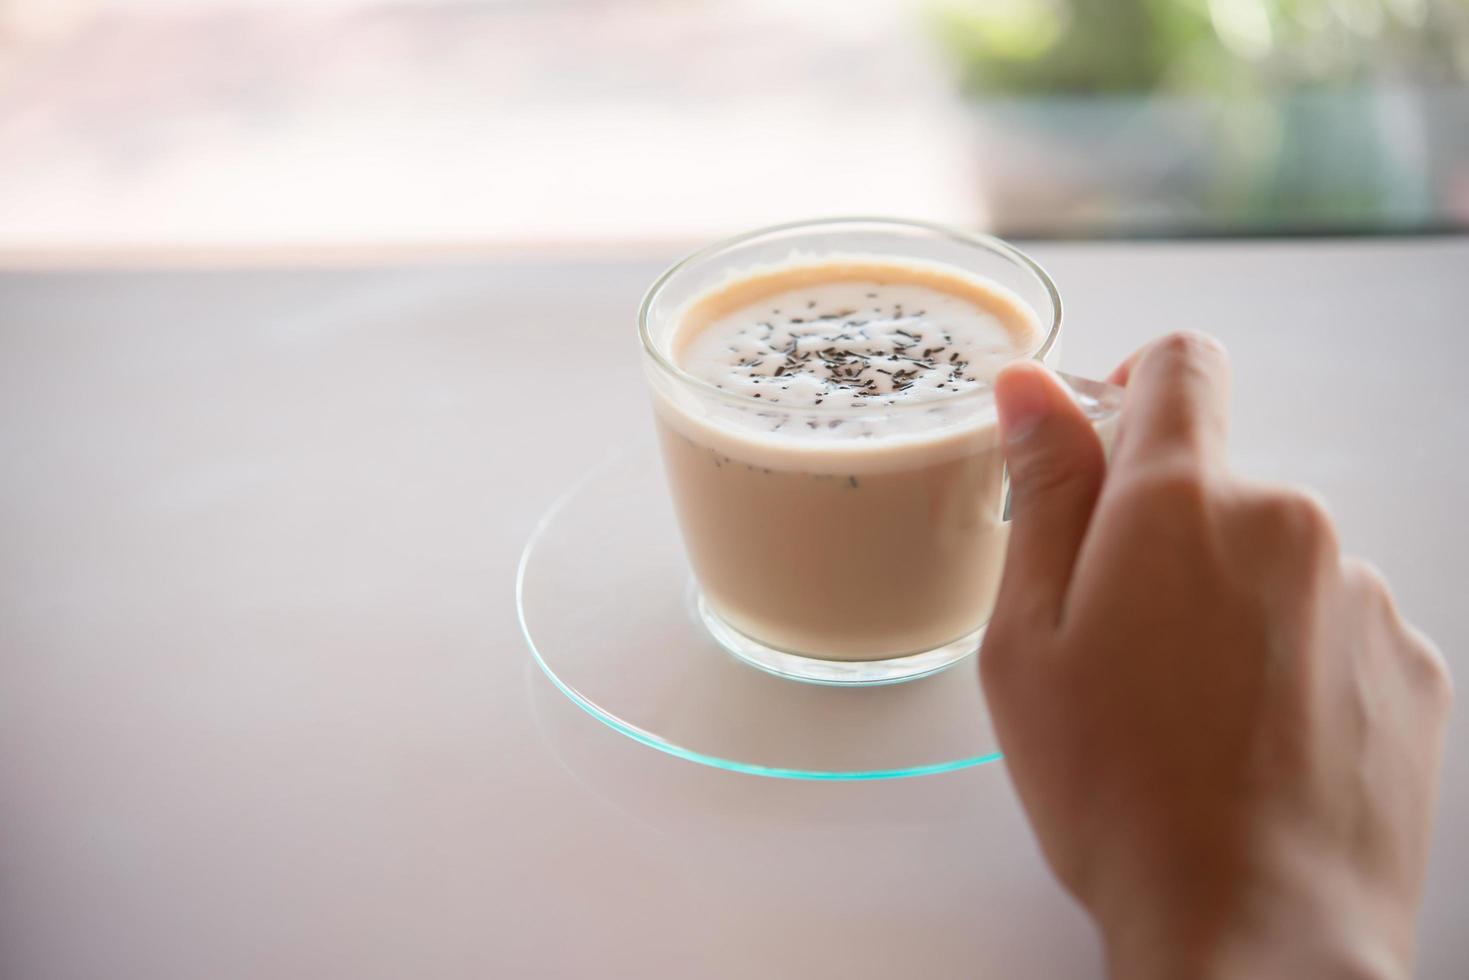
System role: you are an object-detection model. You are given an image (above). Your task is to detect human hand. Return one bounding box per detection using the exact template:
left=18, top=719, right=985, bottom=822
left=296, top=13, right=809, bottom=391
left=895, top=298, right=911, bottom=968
left=981, top=333, right=1452, bottom=979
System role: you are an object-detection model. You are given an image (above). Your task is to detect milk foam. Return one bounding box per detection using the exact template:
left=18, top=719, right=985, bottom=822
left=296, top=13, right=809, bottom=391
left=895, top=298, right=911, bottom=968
left=657, top=258, right=1044, bottom=469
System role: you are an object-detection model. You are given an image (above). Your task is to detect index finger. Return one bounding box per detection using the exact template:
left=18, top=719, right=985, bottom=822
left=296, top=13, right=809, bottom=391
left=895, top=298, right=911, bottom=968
left=1111, top=331, right=1231, bottom=471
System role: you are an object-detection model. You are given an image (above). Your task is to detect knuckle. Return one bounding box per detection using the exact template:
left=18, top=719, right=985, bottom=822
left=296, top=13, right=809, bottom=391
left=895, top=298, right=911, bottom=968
left=1340, top=558, right=1454, bottom=710
left=1256, top=487, right=1339, bottom=554
left=1342, top=558, right=1394, bottom=611
left=1405, top=628, right=1455, bottom=708
left=1423, top=653, right=1455, bottom=709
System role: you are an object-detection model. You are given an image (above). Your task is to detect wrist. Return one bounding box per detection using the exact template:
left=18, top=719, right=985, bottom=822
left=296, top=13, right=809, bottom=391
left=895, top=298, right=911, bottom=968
left=1091, top=849, right=1413, bottom=980
left=1102, top=917, right=1408, bottom=980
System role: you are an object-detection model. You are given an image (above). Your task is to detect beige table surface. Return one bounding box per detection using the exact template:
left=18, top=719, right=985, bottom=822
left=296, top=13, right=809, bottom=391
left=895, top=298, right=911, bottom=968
left=2, top=239, right=1466, bottom=979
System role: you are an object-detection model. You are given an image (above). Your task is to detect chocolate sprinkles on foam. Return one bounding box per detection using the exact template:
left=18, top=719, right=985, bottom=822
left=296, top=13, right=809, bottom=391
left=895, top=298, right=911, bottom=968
left=720, top=299, right=981, bottom=408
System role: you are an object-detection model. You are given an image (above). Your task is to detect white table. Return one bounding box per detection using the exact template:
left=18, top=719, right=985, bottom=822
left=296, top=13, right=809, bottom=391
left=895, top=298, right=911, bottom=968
left=2, top=240, right=1465, bottom=979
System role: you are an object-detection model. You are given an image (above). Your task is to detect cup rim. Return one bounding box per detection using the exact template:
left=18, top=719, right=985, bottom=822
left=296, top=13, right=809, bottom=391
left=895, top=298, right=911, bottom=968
left=637, top=216, right=1063, bottom=417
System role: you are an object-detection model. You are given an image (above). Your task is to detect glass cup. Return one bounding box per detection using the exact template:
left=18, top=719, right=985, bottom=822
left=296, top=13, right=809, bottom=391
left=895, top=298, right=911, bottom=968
left=639, top=218, right=1117, bottom=685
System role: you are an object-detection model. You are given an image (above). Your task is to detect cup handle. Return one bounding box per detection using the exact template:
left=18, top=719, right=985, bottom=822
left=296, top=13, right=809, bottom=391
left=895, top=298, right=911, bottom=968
left=1054, top=370, right=1124, bottom=425
left=1000, top=371, right=1123, bottom=522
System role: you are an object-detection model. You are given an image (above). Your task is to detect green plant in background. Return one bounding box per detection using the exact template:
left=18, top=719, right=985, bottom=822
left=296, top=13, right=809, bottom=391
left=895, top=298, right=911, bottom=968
left=929, top=0, right=1469, bottom=233
left=930, top=0, right=1469, bottom=96
left=931, top=0, right=1216, bottom=94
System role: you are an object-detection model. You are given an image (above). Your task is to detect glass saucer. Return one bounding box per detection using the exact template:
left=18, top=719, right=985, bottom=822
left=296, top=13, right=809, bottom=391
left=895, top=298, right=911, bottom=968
left=516, top=443, right=1005, bottom=781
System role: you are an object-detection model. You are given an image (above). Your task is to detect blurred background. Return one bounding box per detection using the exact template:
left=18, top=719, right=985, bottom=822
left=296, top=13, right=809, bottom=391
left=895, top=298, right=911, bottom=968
left=1, top=0, right=1466, bottom=256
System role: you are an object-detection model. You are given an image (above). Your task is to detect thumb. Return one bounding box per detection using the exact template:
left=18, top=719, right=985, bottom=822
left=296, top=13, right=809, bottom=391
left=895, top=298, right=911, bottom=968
left=990, top=361, right=1107, bottom=630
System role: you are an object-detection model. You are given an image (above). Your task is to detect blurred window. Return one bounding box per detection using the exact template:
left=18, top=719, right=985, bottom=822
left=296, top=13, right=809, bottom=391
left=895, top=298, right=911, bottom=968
left=0, top=0, right=1464, bottom=253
